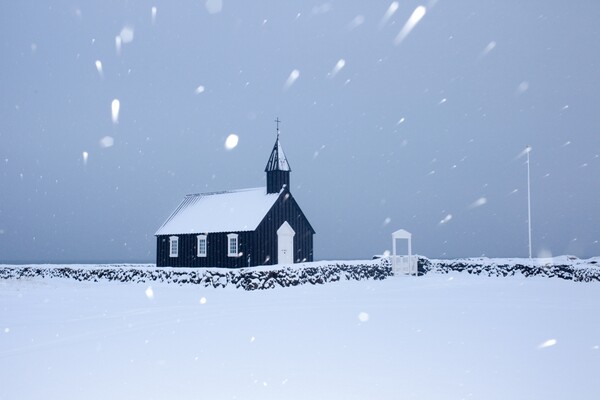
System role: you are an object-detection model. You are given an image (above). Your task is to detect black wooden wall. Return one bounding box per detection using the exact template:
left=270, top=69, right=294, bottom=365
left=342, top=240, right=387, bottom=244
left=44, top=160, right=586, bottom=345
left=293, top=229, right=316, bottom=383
left=266, top=170, right=290, bottom=194
left=252, top=190, right=314, bottom=266
left=156, top=232, right=253, bottom=268
left=155, top=189, right=314, bottom=268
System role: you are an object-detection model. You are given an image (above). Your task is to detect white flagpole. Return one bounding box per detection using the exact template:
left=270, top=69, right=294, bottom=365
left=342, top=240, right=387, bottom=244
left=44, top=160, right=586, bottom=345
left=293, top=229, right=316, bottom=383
left=526, top=145, right=532, bottom=260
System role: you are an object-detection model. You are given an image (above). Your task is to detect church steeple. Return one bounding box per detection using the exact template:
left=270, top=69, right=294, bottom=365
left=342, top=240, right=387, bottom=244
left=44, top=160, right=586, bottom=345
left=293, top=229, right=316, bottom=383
left=265, top=118, right=291, bottom=194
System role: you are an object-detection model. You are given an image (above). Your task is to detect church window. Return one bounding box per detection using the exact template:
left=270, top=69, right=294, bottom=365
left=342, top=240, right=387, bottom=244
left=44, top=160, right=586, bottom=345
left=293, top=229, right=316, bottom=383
left=169, top=236, right=179, bottom=257
left=197, top=235, right=207, bottom=257
left=227, top=233, right=238, bottom=257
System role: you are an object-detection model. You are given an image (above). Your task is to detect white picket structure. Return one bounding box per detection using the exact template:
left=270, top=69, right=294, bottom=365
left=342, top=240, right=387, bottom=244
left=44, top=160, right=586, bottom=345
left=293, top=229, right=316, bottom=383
left=391, top=229, right=418, bottom=276
left=392, top=255, right=418, bottom=275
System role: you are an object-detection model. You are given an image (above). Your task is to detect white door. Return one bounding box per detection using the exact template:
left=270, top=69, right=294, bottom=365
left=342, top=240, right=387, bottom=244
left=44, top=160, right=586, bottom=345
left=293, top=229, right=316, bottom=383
left=277, top=221, right=295, bottom=264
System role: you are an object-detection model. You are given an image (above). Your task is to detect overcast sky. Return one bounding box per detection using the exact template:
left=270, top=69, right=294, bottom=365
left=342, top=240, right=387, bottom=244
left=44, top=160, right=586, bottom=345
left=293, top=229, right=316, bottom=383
left=1, top=1, right=599, bottom=263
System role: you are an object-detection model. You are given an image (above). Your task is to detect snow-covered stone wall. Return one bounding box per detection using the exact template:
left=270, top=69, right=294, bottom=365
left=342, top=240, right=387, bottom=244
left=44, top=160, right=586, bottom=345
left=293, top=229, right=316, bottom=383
left=0, top=260, right=392, bottom=290
left=2, top=256, right=598, bottom=288
left=421, top=256, right=600, bottom=282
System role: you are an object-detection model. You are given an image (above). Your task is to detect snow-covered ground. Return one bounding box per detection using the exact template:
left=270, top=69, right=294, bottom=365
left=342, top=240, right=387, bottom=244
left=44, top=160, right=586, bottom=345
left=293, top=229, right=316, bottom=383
left=1, top=272, right=599, bottom=399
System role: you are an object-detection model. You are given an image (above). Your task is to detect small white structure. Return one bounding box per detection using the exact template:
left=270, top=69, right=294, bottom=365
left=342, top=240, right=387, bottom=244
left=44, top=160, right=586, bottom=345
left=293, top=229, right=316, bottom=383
left=392, top=229, right=418, bottom=276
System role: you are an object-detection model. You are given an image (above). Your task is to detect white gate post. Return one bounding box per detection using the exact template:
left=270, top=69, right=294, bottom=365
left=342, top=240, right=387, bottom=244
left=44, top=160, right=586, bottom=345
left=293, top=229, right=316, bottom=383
left=391, top=229, right=414, bottom=276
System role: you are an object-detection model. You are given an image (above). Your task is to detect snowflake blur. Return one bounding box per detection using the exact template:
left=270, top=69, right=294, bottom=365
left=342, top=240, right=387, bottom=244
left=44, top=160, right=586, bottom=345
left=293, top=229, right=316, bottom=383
left=111, top=99, right=120, bottom=124
left=329, top=59, right=346, bottom=78
left=151, top=6, right=157, bottom=24
left=224, top=134, right=239, bottom=150
left=284, top=69, right=300, bottom=90
left=538, top=339, right=557, bottom=349
left=95, top=60, right=103, bottom=78
left=380, top=1, right=399, bottom=29
left=99, top=136, right=114, bottom=148
left=469, top=197, right=487, bottom=209
left=205, top=0, right=223, bottom=14
left=479, top=41, right=497, bottom=61
left=439, top=214, right=452, bottom=225
left=394, top=5, right=427, bottom=45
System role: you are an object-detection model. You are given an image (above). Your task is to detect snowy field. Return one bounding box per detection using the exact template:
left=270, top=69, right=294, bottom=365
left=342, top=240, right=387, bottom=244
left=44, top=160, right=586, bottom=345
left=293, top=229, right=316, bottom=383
left=1, top=273, right=599, bottom=400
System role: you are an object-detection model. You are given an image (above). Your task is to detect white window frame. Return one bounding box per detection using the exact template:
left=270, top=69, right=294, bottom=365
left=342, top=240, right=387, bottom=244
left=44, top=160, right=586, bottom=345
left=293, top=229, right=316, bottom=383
left=197, top=234, right=207, bottom=257
left=227, top=233, right=239, bottom=257
left=169, top=236, right=179, bottom=258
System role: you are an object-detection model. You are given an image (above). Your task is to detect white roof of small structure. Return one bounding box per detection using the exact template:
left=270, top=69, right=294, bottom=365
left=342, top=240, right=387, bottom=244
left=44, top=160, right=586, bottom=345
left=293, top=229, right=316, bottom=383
left=392, top=229, right=412, bottom=239
left=155, top=187, right=280, bottom=236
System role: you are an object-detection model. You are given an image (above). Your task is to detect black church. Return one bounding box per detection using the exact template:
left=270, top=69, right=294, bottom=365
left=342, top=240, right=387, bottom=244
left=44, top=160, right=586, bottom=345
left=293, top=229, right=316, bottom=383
left=155, top=126, right=315, bottom=268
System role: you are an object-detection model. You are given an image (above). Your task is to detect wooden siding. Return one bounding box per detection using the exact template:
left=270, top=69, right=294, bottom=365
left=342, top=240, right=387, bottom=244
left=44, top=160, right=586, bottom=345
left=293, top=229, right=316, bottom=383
left=252, top=189, right=314, bottom=266
left=266, top=170, right=290, bottom=194
left=155, top=189, right=314, bottom=268
left=156, top=231, right=254, bottom=268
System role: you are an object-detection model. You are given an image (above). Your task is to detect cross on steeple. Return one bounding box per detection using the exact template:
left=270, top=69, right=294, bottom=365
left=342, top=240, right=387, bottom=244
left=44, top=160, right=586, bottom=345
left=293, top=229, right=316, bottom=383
left=275, top=117, right=281, bottom=139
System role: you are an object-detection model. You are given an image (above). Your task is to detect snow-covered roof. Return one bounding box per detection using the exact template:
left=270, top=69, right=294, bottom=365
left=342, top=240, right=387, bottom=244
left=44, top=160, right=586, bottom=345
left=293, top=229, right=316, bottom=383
left=265, top=138, right=291, bottom=172
left=155, top=187, right=280, bottom=236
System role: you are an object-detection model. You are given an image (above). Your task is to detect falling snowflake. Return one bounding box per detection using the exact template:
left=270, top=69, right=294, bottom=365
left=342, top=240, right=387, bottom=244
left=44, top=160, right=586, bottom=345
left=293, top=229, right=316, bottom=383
left=120, top=26, right=134, bottom=44
left=394, top=5, right=427, bottom=45
left=205, top=0, right=223, bottom=14
left=439, top=214, right=452, bottom=225
left=479, top=41, right=496, bottom=58
left=111, top=99, right=120, bottom=124
left=99, top=136, right=114, bottom=148
left=469, top=197, right=487, bottom=209
left=380, top=1, right=399, bottom=29
left=348, top=15, right=364, bottom=30
left=145, top=286, right=154, bottom=299
left=358, top=312, right=369, bottom=322
left=95, top=60, right=103, bottom=77
left=225, top=134, right=239, bottom=150
left=115, top=36, right=122, bottom=55
left=151, top=6, right=157, bottom=24
left=329, top=59, right=346, bottom=78
left=538, top=339, right=557, bottom=349
left=516, top=81, right=529, bottom=94
left=284, top=69, right=300, bottom=90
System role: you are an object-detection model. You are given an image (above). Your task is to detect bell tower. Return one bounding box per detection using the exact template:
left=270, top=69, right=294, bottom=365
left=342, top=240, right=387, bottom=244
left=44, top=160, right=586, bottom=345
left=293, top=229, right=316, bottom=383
left=265, top=118, right=291, bottom=194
